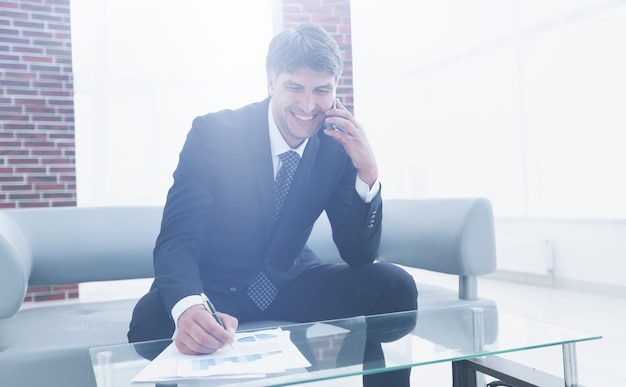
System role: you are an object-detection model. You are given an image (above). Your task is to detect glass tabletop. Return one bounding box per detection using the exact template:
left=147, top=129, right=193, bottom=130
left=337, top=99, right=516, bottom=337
left=90, top=308, right=601, bottom=387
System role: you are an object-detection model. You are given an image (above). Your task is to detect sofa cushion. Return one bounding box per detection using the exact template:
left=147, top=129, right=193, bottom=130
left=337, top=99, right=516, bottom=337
left=0, top=299, right=136, bottom=387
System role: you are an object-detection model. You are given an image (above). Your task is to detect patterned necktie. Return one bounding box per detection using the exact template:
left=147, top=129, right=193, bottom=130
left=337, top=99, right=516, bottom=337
left=247, top=150, right=300, bottom=311
left=273, top=150, right=300, bottom=225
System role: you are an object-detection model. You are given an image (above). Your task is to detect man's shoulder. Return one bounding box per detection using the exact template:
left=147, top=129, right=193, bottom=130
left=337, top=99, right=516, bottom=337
left=198, top=98, right=269, bottom=125
left=186, top=98, right=270, bottom=144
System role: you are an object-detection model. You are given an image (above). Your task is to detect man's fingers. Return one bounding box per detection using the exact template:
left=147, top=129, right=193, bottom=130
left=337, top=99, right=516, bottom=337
left=176, top=331, right=219, bottom=355
left=176, top=305, right=235, bottom=354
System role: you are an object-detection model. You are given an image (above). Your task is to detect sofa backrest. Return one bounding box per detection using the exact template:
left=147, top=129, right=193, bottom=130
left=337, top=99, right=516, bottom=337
left=0, top=198, right=497, bottom=319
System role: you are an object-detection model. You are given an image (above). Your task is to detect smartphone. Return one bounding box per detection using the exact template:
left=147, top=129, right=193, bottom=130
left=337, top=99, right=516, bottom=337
left=323, top=98, right=346, bottom=133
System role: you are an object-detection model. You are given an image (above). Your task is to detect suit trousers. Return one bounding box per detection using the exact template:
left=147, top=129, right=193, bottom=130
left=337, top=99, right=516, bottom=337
left=128, top=262, right=418, bottom=386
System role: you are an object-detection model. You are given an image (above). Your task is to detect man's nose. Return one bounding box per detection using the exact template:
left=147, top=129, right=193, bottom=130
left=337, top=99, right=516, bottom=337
left=300, top=94, right=317, bottom=113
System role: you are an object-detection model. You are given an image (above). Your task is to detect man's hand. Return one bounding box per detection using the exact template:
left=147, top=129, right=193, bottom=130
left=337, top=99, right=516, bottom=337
left=175, top=304, right=238, bottom=355
left=323, top=98, right=378, bottom=188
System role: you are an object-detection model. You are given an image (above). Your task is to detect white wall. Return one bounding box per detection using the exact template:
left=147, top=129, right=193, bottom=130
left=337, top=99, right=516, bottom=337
left=496, top=217, right=626, bottom=294
left=71, top=0, right=626, bottom=293
left=351, top=0, right=626, bottom=292
left=70, top=0, right=274, bottom=206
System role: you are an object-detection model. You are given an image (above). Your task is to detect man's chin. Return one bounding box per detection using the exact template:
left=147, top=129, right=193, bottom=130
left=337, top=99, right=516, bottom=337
left=292, top=123, right=323, bottom=139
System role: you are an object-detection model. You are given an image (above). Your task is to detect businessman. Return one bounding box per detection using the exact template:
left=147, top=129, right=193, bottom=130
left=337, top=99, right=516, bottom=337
left=128, top=23, right=418, bottom=386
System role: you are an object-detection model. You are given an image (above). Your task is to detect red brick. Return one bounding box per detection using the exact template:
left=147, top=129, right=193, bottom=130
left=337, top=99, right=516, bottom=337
left=53, top=284, right=79, bottom=292
left=0, top=10, right=28, bottom=19
left=51, top=200, right=76, bottom=207
left=0, top=2, right=19, bottom=9
left=25, top=286, right=52, bottom=294
left=45, top=158, right=73, bottom=165
left=22, top=30, right=53, bottom=39
left=19, top=3, right=51, bottom=13
left=33, top=293, right=66, bottom=302
left=0, top=176, right=23, bottom=182
left=13, top=20, right=44, bottom=29
left=30, top=115, right=63, bottom=122
left=49, top=167, right=74, bottom=173
left=6, top=89, right=38, bottom=96
left=32, top=149, right=62, bottom=156
left=19, top=202, right=49, bottom=208
left=54, top=32, right=71, bottom=40
left=14, top=164, right=45, bottom=170
left=43, top=192, right=74, bottom=199
left=59, top=175, right=75, bottom=182
left=9, top=193, right=39, bottom=200
left=37, top=183, right=65, bottom=191
left=22, top=55, right=53, bottom=63
left=37, top=124, right=68, bottom=130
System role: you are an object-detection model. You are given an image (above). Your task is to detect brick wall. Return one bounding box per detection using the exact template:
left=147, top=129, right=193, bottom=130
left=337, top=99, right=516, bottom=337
left=0, top=0, right=77, bottom=301
left=282, top=0, right=354, bottom=113
left=0, top=0, right=76, bottom=209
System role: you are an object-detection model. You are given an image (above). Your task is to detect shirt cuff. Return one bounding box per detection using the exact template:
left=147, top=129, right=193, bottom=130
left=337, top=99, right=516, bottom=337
left=355, top=176, right=380, bottom=203
left=171, top=294, right=203, bottom=339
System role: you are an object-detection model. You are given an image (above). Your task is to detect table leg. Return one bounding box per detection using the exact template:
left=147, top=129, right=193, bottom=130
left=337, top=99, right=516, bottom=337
left=562, top=343, right=579, bottom=387
left=472, top=308, right=486, bottom=386
left=95, top=351, right=112, bottom=387
left=452, top=356, right=586, bottom=387
left=452, top=359, right=478, bottom=387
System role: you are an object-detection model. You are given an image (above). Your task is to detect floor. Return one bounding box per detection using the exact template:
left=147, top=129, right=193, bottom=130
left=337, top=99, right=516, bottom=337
left=404, top=269, right=626, bottom=386
left=80, top=268, right=626, bottom=386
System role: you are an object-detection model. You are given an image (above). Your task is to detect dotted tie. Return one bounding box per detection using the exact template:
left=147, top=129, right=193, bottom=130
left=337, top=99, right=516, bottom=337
left=273, top=150, right=301, bottom=226
left=247, top=150, right=300, bottom=311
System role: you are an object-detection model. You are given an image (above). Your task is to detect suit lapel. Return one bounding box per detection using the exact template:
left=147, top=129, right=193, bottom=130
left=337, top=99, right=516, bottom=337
left=244, top=99, right=275, bottom=237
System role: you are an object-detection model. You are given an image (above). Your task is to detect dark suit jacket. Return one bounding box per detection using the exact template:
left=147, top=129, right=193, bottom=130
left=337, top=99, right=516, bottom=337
left=152, top=98, right=382, bottom=313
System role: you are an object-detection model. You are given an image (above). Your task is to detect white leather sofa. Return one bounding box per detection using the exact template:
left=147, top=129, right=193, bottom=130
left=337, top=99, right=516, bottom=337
left=0, top=198, right=498, bottom=386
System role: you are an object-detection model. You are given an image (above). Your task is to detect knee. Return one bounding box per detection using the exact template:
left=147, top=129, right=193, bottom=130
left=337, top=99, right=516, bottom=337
left=127, top=288, right=175, bottom=343
left=373, top=262, right=418, bottom=313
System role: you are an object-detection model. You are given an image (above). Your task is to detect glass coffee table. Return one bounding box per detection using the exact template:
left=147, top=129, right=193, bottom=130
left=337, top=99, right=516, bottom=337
left=90, top=308, right=601, bottom=387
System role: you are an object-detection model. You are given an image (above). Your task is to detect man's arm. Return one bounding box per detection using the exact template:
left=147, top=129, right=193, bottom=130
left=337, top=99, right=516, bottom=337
left=323, top=98, right=379, bottom=188
left=153, top=117, right=238, bottom=354
left=323, top=98, right=383, bottom=266
left=153, top=121, right=214, bottom=311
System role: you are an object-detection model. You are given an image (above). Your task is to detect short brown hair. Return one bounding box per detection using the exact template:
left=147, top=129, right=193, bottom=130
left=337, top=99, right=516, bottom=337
left=266, top=23, right=343, bottom=81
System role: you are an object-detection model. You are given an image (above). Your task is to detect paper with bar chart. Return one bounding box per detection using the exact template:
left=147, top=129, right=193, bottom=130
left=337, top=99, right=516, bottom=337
left=132, top=328, right=311, bottom=383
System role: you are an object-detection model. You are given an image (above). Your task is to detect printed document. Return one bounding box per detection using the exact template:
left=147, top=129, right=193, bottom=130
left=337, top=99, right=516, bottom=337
left=132, top=328, right=311, bottom=383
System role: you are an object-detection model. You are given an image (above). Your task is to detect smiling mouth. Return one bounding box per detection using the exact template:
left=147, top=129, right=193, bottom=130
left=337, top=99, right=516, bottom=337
left=293, top=113, right=314, bottom=122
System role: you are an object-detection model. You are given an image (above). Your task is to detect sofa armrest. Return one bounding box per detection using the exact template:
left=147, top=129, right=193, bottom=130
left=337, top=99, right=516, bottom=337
left=378, top=198, right=497, bottom=300
left=308, top=198, right=497, bottom=281
left=378, top=198, right=497, bottom=275
left=0, top=206, right=162, bottom=319
left=0, top=213, right=33, bottom=319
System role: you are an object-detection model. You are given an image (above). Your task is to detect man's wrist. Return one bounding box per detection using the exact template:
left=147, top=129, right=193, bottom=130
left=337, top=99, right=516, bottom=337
left=171, top=295, right=204, bottom=326
left=355, top=175, right=380, bottom=203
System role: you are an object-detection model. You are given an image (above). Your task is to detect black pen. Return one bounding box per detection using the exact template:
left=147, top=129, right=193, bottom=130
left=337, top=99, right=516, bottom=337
left=200, top=292, right=233, bottom=348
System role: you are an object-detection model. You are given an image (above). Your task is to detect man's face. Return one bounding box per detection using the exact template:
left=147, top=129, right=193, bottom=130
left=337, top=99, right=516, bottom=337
left=268, top=67, right=336, bottom=148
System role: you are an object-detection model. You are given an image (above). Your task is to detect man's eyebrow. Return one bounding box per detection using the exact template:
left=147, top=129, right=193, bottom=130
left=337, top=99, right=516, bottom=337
left=283, top=79, right=334, bottom=90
